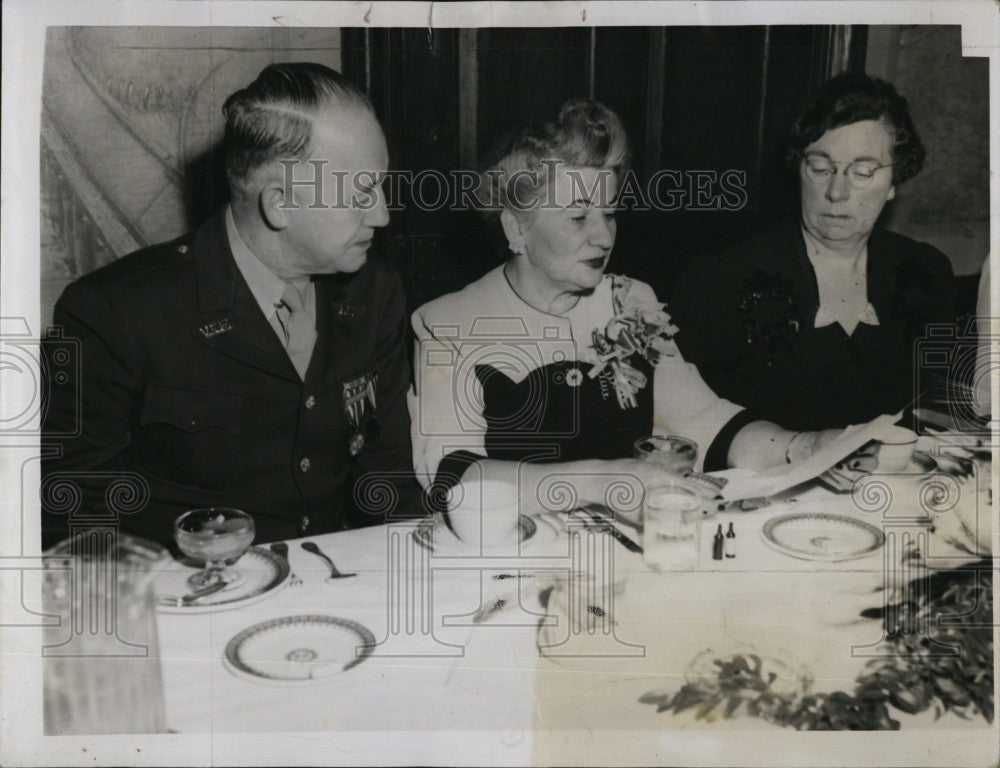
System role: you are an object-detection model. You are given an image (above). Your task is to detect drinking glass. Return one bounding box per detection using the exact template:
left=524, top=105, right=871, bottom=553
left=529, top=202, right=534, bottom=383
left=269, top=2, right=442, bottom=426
left=634, top=435, right=698, bottom=475
left=43, top=532, right=168, bottom=734
left=642, top=478, right=714, bottom=571
left=174, top=507, right=255, bottom=589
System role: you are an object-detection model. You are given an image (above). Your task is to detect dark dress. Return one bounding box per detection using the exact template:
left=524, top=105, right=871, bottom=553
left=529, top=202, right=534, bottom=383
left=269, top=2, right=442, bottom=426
left=671, top=219, right=955, bottom=431
left=409, top=267, right=751, bottom=491
left=476, top=356, right=656, bottom=465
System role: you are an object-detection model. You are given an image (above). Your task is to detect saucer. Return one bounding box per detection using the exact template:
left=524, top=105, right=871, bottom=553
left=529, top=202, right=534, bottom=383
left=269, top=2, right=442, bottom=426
left=413, top=513, right=537, bottom=553
left=761, top=512, right=885, bottom=562
left=223, top=614, right=376, bottom=684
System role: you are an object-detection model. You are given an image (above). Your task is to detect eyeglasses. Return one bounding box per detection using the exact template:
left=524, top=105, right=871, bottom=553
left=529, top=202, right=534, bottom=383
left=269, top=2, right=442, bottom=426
left=802, top=154, right=893, bottom=189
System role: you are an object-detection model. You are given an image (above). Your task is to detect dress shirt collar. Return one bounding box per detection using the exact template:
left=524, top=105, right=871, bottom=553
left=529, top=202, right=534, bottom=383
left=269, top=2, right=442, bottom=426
left=814, top=303, right=880, bottom=328
left=225, top=206, right=290, bottom=317
left=225, top=206, right=313, bottom=319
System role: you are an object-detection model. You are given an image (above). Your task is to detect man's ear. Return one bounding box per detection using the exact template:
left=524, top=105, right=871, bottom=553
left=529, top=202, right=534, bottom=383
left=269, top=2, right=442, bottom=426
left=259, top=180, right=290, bottom=231
left=500, top=208, right=525, bottom=253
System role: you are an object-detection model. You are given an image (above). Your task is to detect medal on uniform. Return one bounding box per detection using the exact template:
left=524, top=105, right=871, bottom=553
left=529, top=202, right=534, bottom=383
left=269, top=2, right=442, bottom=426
left=342, top=370, right=379, bottom=456
left=348, top=433, right=365, bottom=456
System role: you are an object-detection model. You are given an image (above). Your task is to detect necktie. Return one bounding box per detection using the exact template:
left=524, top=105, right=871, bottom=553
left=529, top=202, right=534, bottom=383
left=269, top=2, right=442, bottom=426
left=276, top=282, right=317, bottom=379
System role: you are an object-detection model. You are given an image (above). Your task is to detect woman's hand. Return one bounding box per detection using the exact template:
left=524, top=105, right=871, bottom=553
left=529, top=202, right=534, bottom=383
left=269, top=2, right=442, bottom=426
left=787, top=428, right=843, bottom=464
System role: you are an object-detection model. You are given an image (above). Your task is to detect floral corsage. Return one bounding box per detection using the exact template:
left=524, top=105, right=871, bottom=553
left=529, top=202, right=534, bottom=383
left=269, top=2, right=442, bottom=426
left=588, top=275, right=680, bottom=409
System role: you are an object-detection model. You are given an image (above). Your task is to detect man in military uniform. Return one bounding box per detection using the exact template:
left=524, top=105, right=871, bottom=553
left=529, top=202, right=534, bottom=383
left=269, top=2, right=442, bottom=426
left=42, top=63, right=420, bottom=548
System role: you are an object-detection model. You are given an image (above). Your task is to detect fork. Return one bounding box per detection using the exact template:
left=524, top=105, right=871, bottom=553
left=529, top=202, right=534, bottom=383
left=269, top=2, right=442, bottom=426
left=269, top=542, right=303, bottom=586
left=301, top=541, right=357, bottom=581
left=156, top=580, right=227, bottom=607
left=583, top=510, right=643, bottom=553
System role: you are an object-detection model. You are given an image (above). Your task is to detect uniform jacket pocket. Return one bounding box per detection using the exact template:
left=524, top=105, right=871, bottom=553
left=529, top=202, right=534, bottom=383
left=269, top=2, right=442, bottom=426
left=135, top=383, right=244, bottom=491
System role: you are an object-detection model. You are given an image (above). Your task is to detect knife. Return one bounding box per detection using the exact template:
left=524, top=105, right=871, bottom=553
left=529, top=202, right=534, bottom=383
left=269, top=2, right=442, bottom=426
left=586, top=511, right=643, bottom=553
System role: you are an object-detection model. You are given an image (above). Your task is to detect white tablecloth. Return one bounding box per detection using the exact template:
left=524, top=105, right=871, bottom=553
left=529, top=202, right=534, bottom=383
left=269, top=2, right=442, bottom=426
left=154, top=479, right=995, bottom=765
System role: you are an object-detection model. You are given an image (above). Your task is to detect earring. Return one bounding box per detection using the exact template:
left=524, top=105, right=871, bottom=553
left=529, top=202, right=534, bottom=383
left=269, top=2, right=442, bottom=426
left=510, top=243, right=525, bottom=256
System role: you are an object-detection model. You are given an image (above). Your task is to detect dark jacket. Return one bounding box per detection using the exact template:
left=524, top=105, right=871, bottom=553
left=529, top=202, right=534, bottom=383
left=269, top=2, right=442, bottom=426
left=672, top=218, right=955, bottom=431
left=42, top=211, right=420, bottom=548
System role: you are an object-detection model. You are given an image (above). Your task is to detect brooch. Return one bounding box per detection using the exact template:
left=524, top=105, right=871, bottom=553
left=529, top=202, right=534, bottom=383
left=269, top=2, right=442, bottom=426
left=737, top=270, right=803, bottom=362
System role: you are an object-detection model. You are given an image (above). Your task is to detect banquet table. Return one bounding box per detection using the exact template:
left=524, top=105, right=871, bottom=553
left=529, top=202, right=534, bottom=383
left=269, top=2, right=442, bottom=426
left=152, top=473, right=995, bottom=764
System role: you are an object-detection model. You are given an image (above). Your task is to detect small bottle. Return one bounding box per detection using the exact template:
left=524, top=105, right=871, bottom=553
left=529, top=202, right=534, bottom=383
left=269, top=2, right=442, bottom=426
left=724, top=522, right=736, bottom=558
left=712, top=524, right=724, bottom=560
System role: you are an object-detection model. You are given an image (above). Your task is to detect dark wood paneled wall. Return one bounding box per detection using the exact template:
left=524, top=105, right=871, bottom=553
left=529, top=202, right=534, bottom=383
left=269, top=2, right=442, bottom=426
left=345, top=26, right=865, bottom=311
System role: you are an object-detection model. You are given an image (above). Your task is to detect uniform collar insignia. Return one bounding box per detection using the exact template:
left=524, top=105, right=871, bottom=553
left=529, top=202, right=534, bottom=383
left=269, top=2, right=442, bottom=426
left=331, top=303, right=365, bottom=318
left=198, top=318, right=234, bottom=338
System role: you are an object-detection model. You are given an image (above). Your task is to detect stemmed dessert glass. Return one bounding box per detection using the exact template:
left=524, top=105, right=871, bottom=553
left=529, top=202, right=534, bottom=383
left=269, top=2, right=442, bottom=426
left=174, top=508, right=255, bottom=590
left=634, top=435, right=698, bottom=474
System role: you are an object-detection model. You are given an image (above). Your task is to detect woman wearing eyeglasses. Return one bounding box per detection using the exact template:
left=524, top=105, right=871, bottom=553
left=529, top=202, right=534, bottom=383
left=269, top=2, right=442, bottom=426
left=673, top=74, right=955, bottom=430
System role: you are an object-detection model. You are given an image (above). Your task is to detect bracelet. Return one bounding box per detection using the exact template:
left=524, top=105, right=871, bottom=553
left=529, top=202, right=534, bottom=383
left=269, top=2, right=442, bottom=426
left=784, top=431, right=804, bottom=464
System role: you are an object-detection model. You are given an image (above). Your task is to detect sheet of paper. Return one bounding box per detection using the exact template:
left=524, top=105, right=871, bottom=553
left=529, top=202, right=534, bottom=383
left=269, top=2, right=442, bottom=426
left=718, top=413, right=903, bottom=501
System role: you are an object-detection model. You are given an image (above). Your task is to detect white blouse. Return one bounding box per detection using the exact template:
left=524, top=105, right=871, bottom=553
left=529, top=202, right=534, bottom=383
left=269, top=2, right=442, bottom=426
left=407, top=266, right=745, bottom=488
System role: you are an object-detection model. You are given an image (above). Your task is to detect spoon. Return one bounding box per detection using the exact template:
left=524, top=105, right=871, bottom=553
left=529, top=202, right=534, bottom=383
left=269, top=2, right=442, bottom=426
left=300, top=541, right=357, bottom=581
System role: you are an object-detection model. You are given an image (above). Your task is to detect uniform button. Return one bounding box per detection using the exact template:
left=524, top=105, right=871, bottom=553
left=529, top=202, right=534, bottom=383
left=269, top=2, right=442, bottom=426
left=299, top=457, right=311, bottom=472
left=304, top=395, right=316, bottom=410
left=301, top=515, right=310, bottom=530
left=177, top=244, right=189, bottom=254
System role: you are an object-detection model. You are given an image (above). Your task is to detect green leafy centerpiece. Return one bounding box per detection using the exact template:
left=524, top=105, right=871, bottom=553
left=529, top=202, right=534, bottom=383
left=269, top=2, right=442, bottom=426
left=640, top=562, right=993, bottom=729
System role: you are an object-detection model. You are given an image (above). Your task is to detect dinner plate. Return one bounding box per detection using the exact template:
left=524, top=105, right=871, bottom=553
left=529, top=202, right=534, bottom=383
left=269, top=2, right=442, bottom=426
left=413, top=513, right=537, bottom=553
left=761, top=512, right=885, bottom=562
left=223, top=614, right=376, bottom=684
left=155, top=546, right=290, bottom=613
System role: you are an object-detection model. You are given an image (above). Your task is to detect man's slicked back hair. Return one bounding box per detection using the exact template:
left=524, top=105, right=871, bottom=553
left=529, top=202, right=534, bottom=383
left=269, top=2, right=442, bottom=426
left=222, top=62, right=374, bottom=196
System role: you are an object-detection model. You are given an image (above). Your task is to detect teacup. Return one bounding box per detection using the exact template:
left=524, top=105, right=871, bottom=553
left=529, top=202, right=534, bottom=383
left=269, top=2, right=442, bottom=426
left=876, top=426, right=918, bottom=471
left=444, top=479, right=520, bottom=547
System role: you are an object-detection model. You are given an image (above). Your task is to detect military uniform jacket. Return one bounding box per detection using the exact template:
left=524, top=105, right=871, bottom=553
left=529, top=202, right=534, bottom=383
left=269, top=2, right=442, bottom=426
left=42, top=211, right=418, bottom=548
